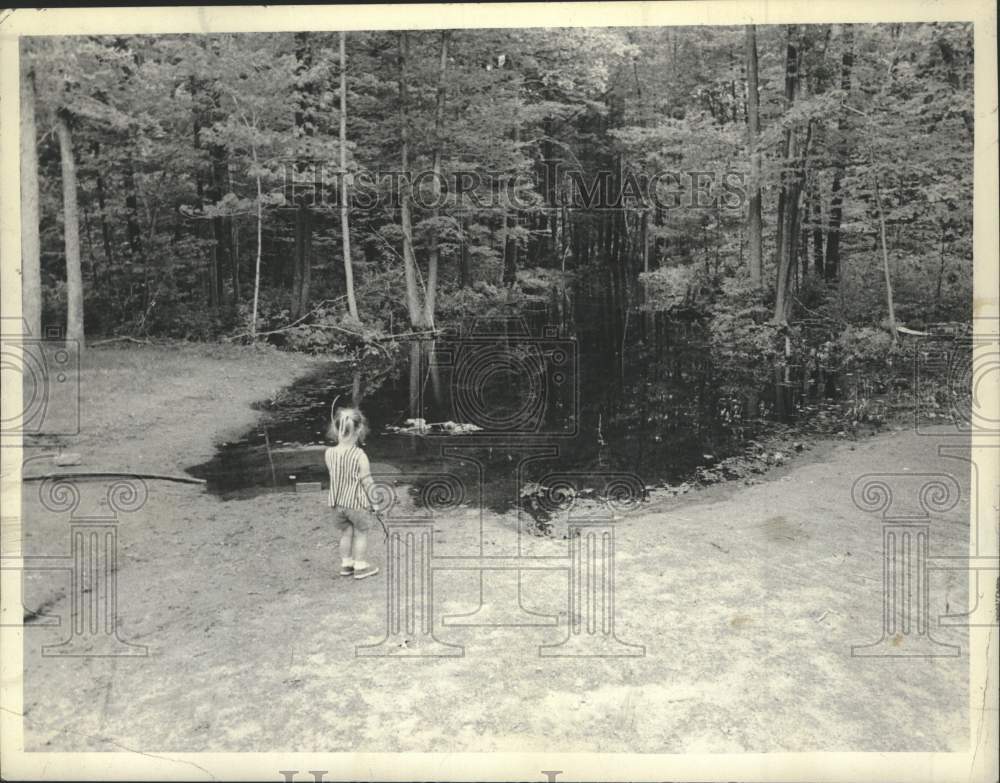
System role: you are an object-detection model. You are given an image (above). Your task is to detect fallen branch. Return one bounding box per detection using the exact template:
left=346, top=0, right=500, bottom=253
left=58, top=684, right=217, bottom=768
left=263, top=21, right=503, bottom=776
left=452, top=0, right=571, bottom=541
left=89, top=335, right=153, bottom=346
left=307, top=324, right=395, bottom=359
left=225, top=296, right=348, bottom=342
left=790, top=297, right=847, bottom=327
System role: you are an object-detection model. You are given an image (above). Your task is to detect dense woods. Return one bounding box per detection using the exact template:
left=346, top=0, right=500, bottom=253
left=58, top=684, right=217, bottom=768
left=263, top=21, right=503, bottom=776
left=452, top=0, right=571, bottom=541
left=21, top=25, right=972, bottom=375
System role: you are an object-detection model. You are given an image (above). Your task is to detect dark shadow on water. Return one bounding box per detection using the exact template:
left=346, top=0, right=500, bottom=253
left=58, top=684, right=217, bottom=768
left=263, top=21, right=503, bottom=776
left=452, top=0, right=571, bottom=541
left=187, top=299, right=807, bottom=512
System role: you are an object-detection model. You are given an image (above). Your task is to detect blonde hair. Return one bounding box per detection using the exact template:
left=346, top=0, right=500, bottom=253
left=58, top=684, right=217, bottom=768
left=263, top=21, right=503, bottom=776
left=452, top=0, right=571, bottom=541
left=329, top=405, right=369, bottom=446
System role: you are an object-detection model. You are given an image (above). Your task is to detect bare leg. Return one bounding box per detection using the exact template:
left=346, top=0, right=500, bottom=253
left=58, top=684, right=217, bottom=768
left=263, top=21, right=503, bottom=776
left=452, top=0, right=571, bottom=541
left=338, top=523, right=354, bottom=566
left=351, top=528, right=369, bottom=569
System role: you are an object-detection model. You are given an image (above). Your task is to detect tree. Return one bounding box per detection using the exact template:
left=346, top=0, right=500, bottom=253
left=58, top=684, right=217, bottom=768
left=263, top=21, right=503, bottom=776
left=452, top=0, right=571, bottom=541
left=772, top=26, right=809, bottom=324
left=18, top=26, right=972, bottom=348
left=339, top=32, right=359, bottom=321
left=872, top=168, right=898, bottom=342
left=744, top=25, right=763, bottom=287
left=199, top=34, right=298, bottom=338
left=290, top=31, right=322, bottom=320
left=398, top=31, right=426, bottom=328
left=422, top=30, right=450, bottom=328
left=20, top=63, right=42, bottom=337
left=55, top=110, right=84, bottom=344
left=824, top=25, right=854, bottom=280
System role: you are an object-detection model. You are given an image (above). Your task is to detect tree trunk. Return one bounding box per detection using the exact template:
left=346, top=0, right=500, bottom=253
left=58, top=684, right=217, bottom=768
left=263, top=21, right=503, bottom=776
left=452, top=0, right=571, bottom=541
left=824, top=25, right=854, bottom=280
left=423, top=30, right=450, bottom=329
left=459, top=214, right=469, bottom=288
left=641, top=210, right=649, bottom=274
left=502, top=215, right=517, bottom=286
left=209, top=143, right=231, bottom=307
left=773, top=27, right=805, bottom=324
left=251, top=145, right=263, bottom=340
left=231, top=212, right=240, bottom=304
left=873, top=169, right=898, bottom=342
left=291, top=32, right=315, bottom=321
left=339, top=32, right=359, bottom=321
left=123, top=156, right=143, bottom=263
left=811, top=181, right=824, bottom=276
left=398, top=31, right=426, bottom=328
left=934, top=221, right=947, bottom=316
left=20, top=65, right=42, bottom=338
left=55, top=112, right=84, bottom=345
left=744, top=24, right=763, bottom=287
left=800, top=184, right=812, bottom=281
left=292, top=204, right=312, bottom=319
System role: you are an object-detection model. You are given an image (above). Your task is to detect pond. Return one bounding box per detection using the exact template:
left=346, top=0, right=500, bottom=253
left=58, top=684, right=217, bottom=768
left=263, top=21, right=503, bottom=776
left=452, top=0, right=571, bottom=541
left=187, top=293, right=811, bottom=512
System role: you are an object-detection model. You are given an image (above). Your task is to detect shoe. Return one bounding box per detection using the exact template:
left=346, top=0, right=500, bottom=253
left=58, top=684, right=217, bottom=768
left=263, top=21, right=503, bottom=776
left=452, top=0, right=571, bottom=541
left=339, top=565, right=354, bottom=577
left=353, top=565, right=380, bottom=580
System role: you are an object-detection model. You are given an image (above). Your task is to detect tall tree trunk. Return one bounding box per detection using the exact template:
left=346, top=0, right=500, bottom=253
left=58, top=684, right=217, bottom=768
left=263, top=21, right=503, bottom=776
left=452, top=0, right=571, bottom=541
left=123, top=156, right=143, bottom=263
left=423, top=30, right=450, bottom=329
left=744, top=24, right=763, bottom=287
left=20, top=65, right=42, bottom=338
left=459, top=215, right=469, bottom=288
left=339, top=32, right=359, bottom=321
left=209, top=142, right=231, bottom=307
left=824, top=25, right=854, bottom=280
left=811, top=181, right=824, bottom=276
left=800, top=184, right=813, bottom=281
left=398, top=31, right=425, bottom=327
left=250, top=144, right=263, bottom=340
left=934, top=221, right=948, bottom=317
left=231, top=211, right=240, bottom=304
left=55, top=112, right=84, bottom=345
left=773, top=27, right=805, bottom=324
left=294, top=206, right=312, bottom=318
left=502, top=103, right=521, bottom=287
left=291, top=32, right=316, bottom=321
left=502, top=214, right=518, bottom=286
left=873, top=169, right=898, bottom=342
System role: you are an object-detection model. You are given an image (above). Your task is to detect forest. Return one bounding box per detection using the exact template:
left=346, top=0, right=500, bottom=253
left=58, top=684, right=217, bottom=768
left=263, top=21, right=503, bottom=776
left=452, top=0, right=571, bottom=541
left=20, top=24, right=973, bottom=411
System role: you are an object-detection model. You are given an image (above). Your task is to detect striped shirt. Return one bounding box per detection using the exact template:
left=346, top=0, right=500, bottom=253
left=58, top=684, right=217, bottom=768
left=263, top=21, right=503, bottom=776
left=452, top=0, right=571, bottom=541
left=325, top=445, right=372, bottom=510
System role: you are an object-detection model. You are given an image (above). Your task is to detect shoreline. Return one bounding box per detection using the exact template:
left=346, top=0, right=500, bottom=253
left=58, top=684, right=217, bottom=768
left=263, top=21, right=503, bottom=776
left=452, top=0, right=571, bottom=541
left=21, top=342, right=905, bottom=508
left=17, top=343, right=970, bottom=753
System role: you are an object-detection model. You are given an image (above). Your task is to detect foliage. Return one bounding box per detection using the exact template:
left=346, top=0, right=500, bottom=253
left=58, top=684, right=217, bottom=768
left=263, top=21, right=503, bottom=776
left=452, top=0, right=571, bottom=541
left=24, top=22, right=972, bottom=382
left=706, top=276, right=782, bottom=393
left=833, top=325, right=914, bottom=388
left=640, top=265, right=700, bottom=310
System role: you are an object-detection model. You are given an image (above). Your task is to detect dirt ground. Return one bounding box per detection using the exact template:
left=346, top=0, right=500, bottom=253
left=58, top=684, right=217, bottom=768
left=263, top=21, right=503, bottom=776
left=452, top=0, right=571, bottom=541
left=16, top=345, right=970, bottom=753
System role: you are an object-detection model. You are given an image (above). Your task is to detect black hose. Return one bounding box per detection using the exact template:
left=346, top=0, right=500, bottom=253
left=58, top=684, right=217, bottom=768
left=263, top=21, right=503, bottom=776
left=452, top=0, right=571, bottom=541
left=22, top=471, right=206, bottom=485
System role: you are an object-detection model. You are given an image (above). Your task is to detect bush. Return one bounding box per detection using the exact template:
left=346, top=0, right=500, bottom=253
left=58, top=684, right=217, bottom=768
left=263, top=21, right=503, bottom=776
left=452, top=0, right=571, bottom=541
left=707, top=276, right=783, bottom=394
left=282, top=307, right=389, bottom=359
left=834, top=326, right=914, bottom=388
left=640, top=264, right=698, bottom=311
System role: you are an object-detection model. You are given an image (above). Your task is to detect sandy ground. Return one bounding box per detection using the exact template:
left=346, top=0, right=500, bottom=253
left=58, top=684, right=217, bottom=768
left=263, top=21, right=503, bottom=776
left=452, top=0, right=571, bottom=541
left=15, top=345, right=970, bottom=753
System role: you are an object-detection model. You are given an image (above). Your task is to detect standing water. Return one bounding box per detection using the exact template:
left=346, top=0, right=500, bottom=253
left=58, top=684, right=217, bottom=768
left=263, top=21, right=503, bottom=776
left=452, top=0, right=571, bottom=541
left=187, top=296, right=780, bottom=510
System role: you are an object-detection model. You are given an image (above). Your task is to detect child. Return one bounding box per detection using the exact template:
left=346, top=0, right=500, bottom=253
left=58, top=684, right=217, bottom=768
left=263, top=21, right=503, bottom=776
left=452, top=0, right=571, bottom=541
left=325, top=406, right=380, bottom=580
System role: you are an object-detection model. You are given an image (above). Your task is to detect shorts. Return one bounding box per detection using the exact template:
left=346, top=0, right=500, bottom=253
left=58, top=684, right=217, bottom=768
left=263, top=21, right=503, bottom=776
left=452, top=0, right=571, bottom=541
left=331, top=506, right=376, bottom=532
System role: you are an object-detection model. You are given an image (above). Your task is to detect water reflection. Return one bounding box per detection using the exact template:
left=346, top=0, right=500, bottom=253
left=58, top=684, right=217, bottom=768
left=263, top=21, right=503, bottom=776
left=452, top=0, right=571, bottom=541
left=190, top=301, right=778, bottom=510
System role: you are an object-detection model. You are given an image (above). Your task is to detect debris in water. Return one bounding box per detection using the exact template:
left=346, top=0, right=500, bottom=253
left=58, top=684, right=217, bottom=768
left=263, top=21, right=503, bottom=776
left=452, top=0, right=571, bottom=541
left=386, top=418, right=484, bottom=435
